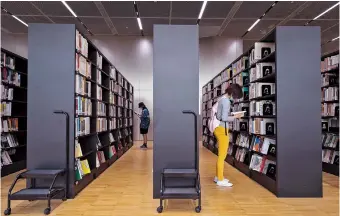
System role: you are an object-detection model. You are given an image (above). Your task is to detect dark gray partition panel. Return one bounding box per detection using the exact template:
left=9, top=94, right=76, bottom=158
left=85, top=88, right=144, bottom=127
left=276, top=26, right=322, bottom=197
left=153, top=25, right=199, bottom=198
left=28, top=24, right=75, bottom=197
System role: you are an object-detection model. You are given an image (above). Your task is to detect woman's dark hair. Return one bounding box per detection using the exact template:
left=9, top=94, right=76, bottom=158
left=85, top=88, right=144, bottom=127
left=225, top=84, right=243, bottom=99
left=138, top=102, right=146, bottom=108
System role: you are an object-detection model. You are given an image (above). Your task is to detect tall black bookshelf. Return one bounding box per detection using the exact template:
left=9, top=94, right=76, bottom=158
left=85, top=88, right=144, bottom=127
left=1, top=49, right=28, bottom=177
left=202, top=26, right=322, bottom=197
left=321, top=50, right=339, bottom=176
left=27, top=24, right=134, bottom=198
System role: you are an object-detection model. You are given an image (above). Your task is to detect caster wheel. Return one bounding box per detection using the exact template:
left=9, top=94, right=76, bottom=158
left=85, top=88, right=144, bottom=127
left=62, top=198, right=67, bottom=201
left=44, top=208, right=51, bottom=215
left=28, top=200, right=34, bottom=202
left=157, top=206, right=163, bottom=213
left=4, top=208, right=11, bottom=215
left=195, top=206, right=201, bottom=213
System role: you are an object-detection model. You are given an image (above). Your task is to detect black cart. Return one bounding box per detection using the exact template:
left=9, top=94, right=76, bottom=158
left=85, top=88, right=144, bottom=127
left=157, top=110, right=201, bottom=213
left=4, top=110, right=70, bottom=215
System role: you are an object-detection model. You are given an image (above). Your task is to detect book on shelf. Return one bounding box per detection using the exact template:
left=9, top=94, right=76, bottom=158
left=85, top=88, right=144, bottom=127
left=1, top=52, right=15, bottom=69
left=96, top=118, right=107, bottom=132
left=1, top=118, right=19, bottom=132
left=109, top=133, right=115, bottom=143
left=250, top=101, right=276, bottom=116
left=322, top=87, right=339, bottom=101
left=97, top=86, right=102, bottom=100
left=235, top=148, right=248, bottom=162
left=321, top=53, right=339, bottom=72
left=321, top=74, right=338, bottom=87
left=322, top=150, right=339, bottom=164
left=96, top=52, right=103, bottom=69
left=322, top=133, right=339, bottom=149
left=254, top=62, right=275, bottom=80
left=249, top=154, right=276, bottom=177
left=1, top=85, right=14, bottom=100
left=235, top=133, right=250, bottom=148
left=75, top=140, right=83, bottom=158
left=76, top=30, right=88, bottom=57
left=75, top=96, right=92, bottom=116
left=75, top=53, right=91, bottom=78
left=96, top=135, right=102, bottom=148
left=109, top=105, right=115, bottom=117
left=80, top=159, right=91, bottom=175
left=249, top=83, right=275, bottom=99
left=97, top=151, right=106, bottom=163
left=108, top=145, right=116, bottom=158
left=1, top=151, right=13, bottom=166
left=321, top=103, right=339, bottom=117
left=249, top=42, right=275, bottom=65
left=2, top=67, right=21, bottom=87
left=75, top=117, right=90, bottom=137
left=1, top=102, right=12, bottom=116
left=96, top=153, right=100, bottom=168
left=75, top=74, right=91, bottom=96
left=97, top=69, right=102, bottom=85
left=249, top=118, right=276, bottom=135
left=110, top=66, right=116, bottom=80
left=97, top=102, right=106, bottom=116
left=109, top=119, right=116, bottom=130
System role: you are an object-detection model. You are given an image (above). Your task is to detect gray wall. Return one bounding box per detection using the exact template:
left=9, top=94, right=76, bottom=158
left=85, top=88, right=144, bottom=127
left=1, top=32, right=243, bottom=140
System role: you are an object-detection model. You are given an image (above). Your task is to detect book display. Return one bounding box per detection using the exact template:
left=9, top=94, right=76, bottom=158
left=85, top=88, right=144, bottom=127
left=321, top=51, right=339, bottom=176
left=1, top=49, right=28, bottom=177
left=27, top=24, right=134, bottom=198
left=202, top=26, right=322, bottom=197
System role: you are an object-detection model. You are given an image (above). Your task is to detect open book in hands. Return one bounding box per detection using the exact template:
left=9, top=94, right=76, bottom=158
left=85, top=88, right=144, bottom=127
left=231, top=111, right=246, bottom=118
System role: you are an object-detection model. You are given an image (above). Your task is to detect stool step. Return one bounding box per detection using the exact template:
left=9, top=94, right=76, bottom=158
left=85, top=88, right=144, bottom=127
left=162, top=187, right=199, bottom=199
left=10, top=188, right=65, bottom=200
left=21, top=169, right=65, bottom=179
left=163, top=169, right=197, bottom=178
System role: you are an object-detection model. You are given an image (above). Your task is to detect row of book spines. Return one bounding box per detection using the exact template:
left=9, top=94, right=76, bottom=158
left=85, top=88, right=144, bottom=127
left=322, top=149, right=339, bottom=165
left=1, top=118, right=19, bottom=132
left=2, top=67, right=21, bottom=87
left=1, top=85, right=14, bottom=100
left=1, top=151, right=13, bottom=166
left=1, top=134, right=19, bottom=148
left=1, top=102, right=12, bottom=116
left=1, top=52, right=15, bottom=70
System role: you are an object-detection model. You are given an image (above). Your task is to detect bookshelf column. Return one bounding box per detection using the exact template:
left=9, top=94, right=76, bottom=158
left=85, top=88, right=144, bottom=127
left=153, top=25, right=199, bottom=198
left=276, top=26, right=322, bottom=197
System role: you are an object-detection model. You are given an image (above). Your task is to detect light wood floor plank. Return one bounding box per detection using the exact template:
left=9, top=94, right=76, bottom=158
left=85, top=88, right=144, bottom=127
left=1, top=142, right=339, bottom=216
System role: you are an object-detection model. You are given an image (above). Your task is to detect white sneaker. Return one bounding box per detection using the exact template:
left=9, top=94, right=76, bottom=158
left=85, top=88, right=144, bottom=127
left=214, top=176, right=229, bottom=183
left=216, top=179, right=233, bottom=187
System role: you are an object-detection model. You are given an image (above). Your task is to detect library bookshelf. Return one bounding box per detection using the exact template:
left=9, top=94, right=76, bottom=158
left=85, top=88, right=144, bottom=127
left=27, top=24, right=134, bottom=198
left=1, top=49, right=28, bottom=177
left=202, top=26, right=322, bottom=197
left=321, top=50, right=339, bottom=176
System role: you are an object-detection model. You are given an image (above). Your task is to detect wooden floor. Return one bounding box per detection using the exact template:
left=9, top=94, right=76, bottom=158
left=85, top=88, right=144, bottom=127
left=1, top=142, right=339, bottom=216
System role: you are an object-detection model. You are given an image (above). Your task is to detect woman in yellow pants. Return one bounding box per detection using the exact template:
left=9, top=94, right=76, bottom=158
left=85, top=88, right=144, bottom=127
left=214, top=84, right=243, bottom=187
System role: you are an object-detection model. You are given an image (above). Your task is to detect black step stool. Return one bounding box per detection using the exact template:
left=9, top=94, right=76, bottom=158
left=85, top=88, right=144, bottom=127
left=4, top=110, right=70, bottom=215
left=157, top=111, right=201, bottom=213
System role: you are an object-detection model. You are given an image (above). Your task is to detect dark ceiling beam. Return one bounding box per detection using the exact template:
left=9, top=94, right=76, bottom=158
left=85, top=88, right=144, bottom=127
left=217, top=1, right=243, bottom=36
left=275, top=1, right=312, bottom=26
left=94, top=1, right=118, bottom=35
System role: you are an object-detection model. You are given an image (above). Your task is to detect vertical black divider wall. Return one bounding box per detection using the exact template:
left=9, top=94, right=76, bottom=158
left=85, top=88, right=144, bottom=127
left=202, top=26, right=322, bottom=197
left=1, top=49, right=28, bottom=177
left=28, top=24, right=134, bottom=198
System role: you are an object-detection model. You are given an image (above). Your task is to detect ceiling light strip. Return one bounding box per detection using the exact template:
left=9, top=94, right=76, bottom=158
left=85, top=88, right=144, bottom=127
left=132, top=2, right=144, bottom=36
left=241, top=1, right=278, bottom=38
left=61, top=1, right=77, bottom=17
left=1, top=7, right=28, bottom=27
left=306, top=2, right=340, bottom=25
left=197, top=1, right=208, bottom=24
left=332, top=36, right=340, bottom=41
left=313, top=2, right=339, bottom=20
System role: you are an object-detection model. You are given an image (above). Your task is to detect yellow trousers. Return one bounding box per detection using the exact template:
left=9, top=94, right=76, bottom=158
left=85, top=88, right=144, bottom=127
left=214, top=126, right=229, bottom=181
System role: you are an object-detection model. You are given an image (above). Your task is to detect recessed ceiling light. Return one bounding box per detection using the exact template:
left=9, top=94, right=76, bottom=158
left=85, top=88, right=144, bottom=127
left=61, top=1, right=77, bottom=17
left=313, top=2, right=339, bottom=20
left=248, top=19, right=260, bottom=31
left=137, top=17, right=143, bottom=30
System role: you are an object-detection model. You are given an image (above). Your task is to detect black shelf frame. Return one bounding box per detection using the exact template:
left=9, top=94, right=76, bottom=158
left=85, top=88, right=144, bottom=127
left=27, top=24, right=134, bottom=198
left=321, top=50, right=339, bottom=177
left=1, top=48, right=28, bottom=177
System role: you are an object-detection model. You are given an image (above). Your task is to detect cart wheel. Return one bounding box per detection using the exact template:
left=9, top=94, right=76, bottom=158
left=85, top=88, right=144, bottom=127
left=4, top=208, right=11, bottom=215
left=44, top=207, right=51, bottom=215
left=195, top=206, right=201, bottom=213
left=157, top=206, right=163, bottom=213
left=62, top=198, right=67, bottom=201
left=28, top=200, right=34, bottom=202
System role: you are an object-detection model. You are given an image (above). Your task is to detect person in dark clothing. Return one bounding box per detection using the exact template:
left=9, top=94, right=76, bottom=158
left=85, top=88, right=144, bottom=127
left=137, top=102, right=150, bottom=149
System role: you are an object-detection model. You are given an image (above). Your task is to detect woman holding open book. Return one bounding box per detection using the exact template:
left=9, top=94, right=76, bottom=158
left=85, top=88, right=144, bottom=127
left=213, top=84, right=244, bottom=187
